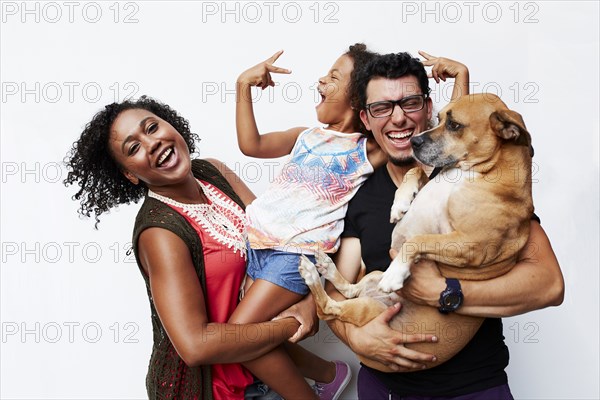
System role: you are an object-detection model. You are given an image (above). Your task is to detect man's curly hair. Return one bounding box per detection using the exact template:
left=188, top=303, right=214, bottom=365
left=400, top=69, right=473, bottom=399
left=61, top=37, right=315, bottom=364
left=354, top=52, right=431, bottom=111
left=63, top=96, right=199, bottom=227
left=344, top=43, right=379, bottom=134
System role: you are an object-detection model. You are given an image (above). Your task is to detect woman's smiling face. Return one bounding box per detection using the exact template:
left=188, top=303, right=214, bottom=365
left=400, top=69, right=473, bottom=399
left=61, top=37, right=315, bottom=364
left=108, top=108, right=192, bottom=189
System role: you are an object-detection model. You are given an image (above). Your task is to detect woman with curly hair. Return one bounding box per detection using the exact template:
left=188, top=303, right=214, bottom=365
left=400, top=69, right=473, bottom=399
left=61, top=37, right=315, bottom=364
left=64, top=96, right=326, bottom=399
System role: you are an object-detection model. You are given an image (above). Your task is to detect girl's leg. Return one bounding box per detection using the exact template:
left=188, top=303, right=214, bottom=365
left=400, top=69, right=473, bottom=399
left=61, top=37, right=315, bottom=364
left=284, top=342, right=336, bottom=383
left=229, top=278, right=317, bottom=399
left=230, top=278, right=304, bottom=322
left=285, top=342, right=352, bottom=400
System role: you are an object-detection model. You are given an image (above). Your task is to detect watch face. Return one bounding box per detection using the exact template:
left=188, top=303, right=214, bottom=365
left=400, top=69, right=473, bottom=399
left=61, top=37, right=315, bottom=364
left=443, top=294, right=462, bottom=307
left=439, top=279, right=463, bottom=313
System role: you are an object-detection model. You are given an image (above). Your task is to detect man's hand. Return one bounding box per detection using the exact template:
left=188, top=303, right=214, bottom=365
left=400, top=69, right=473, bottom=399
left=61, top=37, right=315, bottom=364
left=273, top=294, right=318, bottom=343
left=346, top=303, right=438, bottom=372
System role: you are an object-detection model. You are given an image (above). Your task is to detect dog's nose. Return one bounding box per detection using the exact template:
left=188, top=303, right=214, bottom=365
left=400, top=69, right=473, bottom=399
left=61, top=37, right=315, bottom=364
left=411, top=135, right=425, bottom=149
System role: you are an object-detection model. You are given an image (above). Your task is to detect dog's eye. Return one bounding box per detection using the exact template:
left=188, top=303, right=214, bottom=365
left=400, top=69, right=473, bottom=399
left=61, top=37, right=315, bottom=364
left=447, top=120, right=463, bottom=131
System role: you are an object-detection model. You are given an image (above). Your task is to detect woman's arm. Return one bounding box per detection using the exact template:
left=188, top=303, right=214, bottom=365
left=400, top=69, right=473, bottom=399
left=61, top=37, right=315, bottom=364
left=273, top=293, right=320, bottom=343
left=401, top=220, right=565, bottom=317
left=138, top=227, right=299, bottom=367
left=236, top=50, right=306, bottom=158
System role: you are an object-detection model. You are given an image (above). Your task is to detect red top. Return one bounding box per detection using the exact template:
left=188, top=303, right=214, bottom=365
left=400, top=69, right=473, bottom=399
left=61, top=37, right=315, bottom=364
left=164, top=180, right=253, bottom=400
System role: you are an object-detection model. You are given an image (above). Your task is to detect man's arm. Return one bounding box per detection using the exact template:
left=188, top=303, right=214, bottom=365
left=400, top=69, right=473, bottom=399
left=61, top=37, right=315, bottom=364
left=326, top=237, right=438, bottom=372
left=401, top=220, right=565, bottom=317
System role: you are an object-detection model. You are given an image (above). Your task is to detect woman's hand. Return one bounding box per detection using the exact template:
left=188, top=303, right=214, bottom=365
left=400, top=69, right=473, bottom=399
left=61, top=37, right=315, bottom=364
left=237, top=50, right=291, bottom=90
left=273, top=294, right=319, bottom=343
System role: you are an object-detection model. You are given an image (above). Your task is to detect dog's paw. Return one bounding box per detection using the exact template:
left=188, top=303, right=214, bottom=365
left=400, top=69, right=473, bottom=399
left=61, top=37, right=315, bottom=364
left=298, top=255, right=320, bottom=286
left=390, top=200, right=411, bottom=223
left=314, top=251, right=336, bottom=280
left=378, top=275, right=403, bottom=293
left=378, top=264, right=411, bottom=293
left=390, top=188, right=418, bottom=223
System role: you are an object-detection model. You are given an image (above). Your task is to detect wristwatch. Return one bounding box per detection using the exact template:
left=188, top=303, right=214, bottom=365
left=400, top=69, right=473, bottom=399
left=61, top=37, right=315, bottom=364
left=438, top=278, right=463, bottom=314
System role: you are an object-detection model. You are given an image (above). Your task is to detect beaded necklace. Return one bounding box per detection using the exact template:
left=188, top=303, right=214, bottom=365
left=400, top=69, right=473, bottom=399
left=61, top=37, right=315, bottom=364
left=148, top=180, right=247, bottom=257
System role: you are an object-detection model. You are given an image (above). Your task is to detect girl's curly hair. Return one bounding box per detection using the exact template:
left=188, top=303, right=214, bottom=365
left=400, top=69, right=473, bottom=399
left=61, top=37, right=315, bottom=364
left=63, top=96, right=199, bottom=227
left=344, top=43, right=379, bottom=135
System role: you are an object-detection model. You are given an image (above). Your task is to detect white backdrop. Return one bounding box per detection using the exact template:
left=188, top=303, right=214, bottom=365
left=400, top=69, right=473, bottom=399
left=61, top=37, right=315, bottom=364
left=1, top=1, right=598, bottom=399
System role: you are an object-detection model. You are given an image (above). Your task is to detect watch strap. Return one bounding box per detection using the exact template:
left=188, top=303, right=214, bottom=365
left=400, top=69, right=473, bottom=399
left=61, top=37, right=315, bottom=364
left=438, top=278, right=463, bottom=314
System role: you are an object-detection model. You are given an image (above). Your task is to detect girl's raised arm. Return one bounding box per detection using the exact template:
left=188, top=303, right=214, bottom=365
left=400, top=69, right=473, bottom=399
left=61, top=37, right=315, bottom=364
left=236, top=50, right=306, bottom=158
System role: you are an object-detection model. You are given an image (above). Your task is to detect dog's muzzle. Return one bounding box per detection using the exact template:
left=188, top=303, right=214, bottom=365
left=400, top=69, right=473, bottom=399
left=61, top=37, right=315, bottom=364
left=411, top=133, right=456, bottom=167
left=410, top=134, right=427, bottom=150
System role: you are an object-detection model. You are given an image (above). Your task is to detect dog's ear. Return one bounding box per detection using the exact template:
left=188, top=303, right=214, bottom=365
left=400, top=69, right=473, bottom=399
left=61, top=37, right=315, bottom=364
left=490, top=109, right=531, bottom=150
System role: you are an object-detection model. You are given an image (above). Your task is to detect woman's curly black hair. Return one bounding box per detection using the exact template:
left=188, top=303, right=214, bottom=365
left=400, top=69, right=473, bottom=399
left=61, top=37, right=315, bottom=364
left=63, top=96, right=199, bottom=227
left=344, top=43, right=379, bottom=135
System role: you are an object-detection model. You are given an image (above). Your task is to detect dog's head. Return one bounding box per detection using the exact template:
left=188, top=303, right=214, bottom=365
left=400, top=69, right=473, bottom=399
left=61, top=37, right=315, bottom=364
left=410, top=93, right=531, bottom=168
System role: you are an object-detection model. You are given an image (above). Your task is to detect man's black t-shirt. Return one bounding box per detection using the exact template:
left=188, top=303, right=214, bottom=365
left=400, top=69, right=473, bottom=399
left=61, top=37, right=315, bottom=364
left=342, top=165, right=509, bottom=396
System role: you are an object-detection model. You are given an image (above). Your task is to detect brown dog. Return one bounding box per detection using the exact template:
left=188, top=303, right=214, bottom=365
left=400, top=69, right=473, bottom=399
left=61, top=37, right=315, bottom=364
left=299, top=93, right=533, bottom=371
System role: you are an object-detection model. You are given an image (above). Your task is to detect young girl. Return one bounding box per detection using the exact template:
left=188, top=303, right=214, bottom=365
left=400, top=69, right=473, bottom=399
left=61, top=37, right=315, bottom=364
left=230, top=44, right=384, bottom=400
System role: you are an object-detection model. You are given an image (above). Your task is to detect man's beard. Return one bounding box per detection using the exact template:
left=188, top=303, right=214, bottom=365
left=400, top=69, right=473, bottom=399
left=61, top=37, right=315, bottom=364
left=389, top=155, right=417, bottom=167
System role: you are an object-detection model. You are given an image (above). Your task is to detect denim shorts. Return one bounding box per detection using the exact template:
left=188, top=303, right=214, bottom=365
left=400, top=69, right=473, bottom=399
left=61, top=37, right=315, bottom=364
left=246, top=247, right=315, bottom=295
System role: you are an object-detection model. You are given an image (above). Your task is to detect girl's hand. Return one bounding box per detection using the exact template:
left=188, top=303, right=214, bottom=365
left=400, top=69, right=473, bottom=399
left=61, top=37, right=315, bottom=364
left=237, top=50, right=291, bottom=90
left=419, top=50, right=468, bottom=83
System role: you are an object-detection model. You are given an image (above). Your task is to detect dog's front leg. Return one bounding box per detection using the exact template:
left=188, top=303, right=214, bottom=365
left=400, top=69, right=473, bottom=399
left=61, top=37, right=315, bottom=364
left=405, top=231, right=523, bottom=272
left=390, top=166, right=429, bottom=223
left=379, top=230, right=482, bottom=292
left=378, top=247, right=413, bottom=293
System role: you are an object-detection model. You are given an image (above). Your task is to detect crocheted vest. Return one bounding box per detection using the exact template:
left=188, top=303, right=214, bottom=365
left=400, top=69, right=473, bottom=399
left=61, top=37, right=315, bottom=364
left=132, top=159, right=245, bottom=400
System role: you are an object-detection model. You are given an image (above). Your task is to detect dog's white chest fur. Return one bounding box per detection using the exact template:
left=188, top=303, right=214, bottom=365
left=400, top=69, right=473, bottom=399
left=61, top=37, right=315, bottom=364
left=396, top=168, right=473, bottom=238
left=380, top=168, right=477, bottom=292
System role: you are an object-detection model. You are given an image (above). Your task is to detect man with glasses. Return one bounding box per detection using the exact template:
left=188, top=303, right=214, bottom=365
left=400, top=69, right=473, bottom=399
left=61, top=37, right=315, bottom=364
left=326, top=52, right=564, bottom=399
left=365, top=94, right=428, bottom=118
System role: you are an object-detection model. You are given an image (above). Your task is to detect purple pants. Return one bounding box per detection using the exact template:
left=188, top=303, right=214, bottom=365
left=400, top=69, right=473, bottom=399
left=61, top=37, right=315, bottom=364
left=357, top=367, right=514, bottom=400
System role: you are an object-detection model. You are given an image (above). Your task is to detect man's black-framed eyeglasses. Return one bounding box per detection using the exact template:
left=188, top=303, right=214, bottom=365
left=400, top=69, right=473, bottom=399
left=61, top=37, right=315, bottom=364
left=365, top=94, right=428, bottom=118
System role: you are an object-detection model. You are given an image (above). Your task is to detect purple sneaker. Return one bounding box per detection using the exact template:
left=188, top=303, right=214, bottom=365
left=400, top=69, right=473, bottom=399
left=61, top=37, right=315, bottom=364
left=313, top=361, right=352, bottom=400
